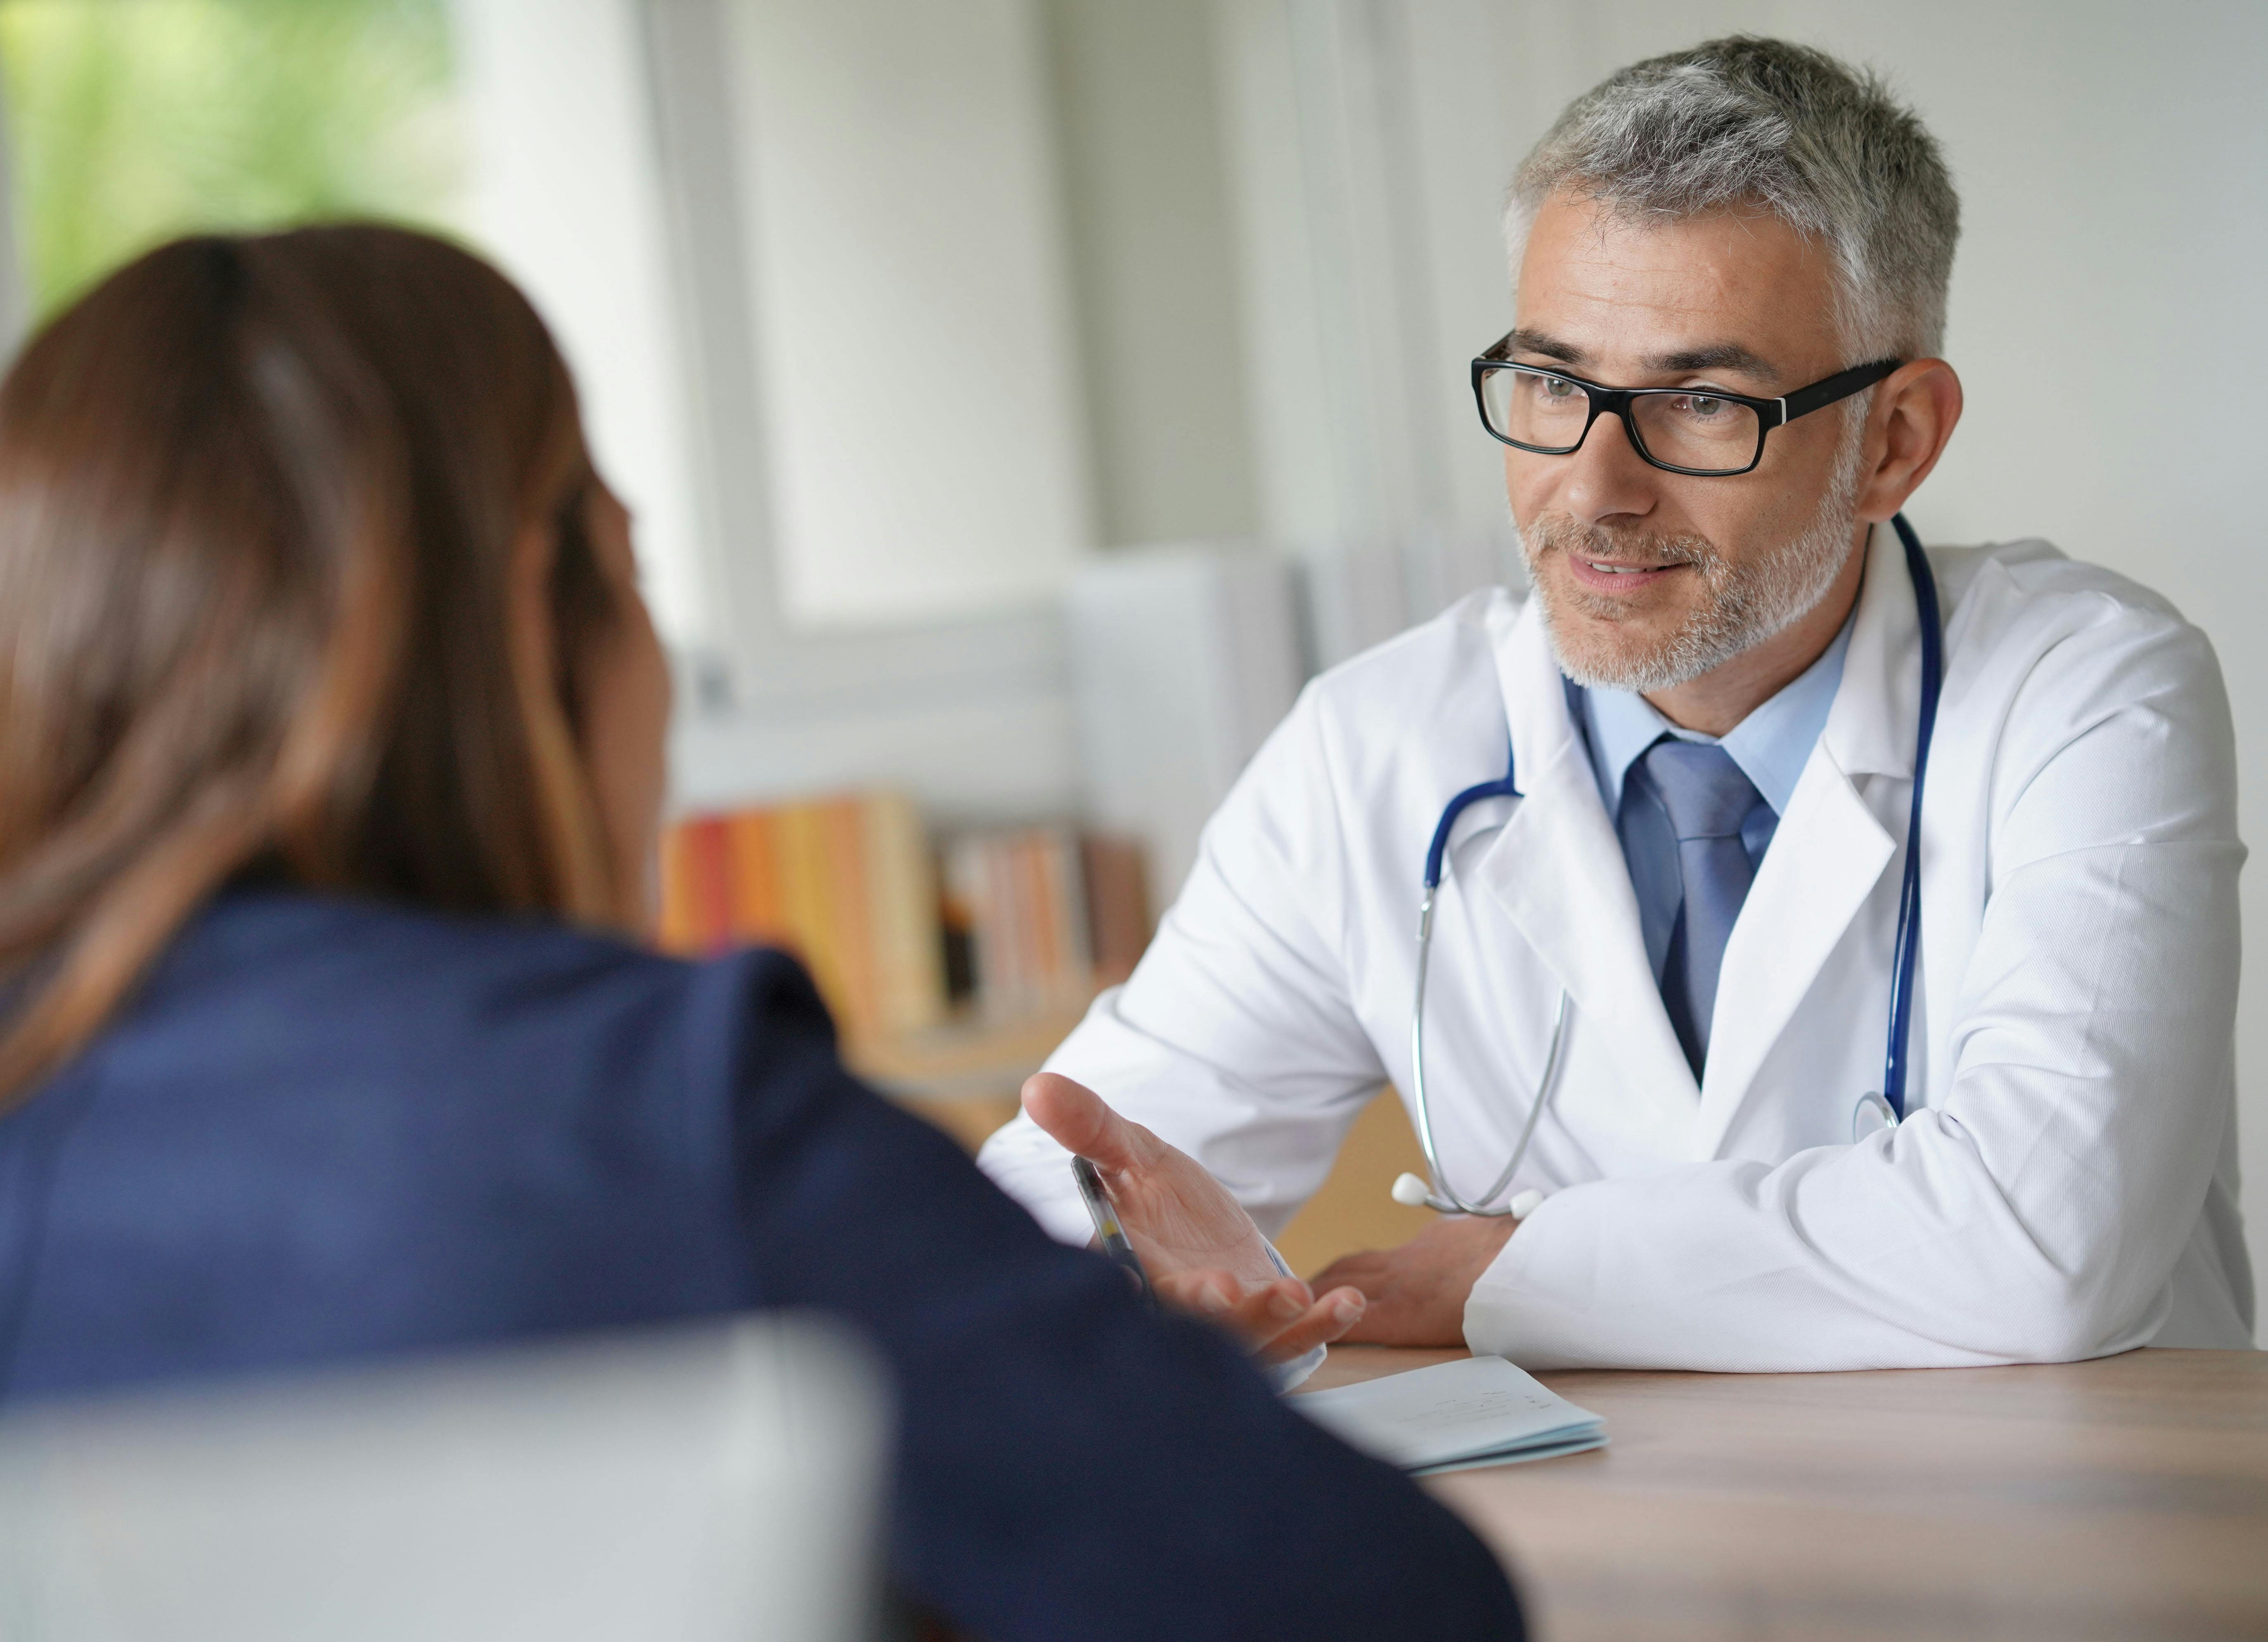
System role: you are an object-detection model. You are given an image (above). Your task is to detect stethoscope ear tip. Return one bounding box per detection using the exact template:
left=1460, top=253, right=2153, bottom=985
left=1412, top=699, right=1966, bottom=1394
left=1389, top=1172, right=1434, bottom=1207
left=1389, top=1174, right=1550, bottom=1221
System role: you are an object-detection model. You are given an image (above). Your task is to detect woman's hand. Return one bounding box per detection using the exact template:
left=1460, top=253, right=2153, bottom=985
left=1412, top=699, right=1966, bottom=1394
left=1021, top=1072, right=1365, bottom=1364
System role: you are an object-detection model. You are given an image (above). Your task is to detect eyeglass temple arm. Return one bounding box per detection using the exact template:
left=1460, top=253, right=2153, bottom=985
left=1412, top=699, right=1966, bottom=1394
left=1775, top=358, right=1905, bottom=426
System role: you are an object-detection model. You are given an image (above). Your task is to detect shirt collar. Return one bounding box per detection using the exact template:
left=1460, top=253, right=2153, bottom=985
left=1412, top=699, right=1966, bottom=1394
left=1571, top=604, right=1857, bottom=819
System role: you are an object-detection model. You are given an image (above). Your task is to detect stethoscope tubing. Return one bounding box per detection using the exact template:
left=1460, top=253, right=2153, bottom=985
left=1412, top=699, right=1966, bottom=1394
left=1408, top=881, right=1567, bottom=1216
left=1877, top=513, right=1941, bottom=1128
left=1405, top=513, right=1943, bottom=1215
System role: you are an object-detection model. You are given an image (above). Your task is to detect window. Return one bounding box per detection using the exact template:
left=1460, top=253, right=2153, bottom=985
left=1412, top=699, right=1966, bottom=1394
left=0, top=0, right=463, bottom=321
left=0, top=0, right=711, bottom=655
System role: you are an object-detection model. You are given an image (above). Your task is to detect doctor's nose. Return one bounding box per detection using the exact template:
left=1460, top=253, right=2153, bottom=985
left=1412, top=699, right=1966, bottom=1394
left=1557, top=411, right=1661, bottom=529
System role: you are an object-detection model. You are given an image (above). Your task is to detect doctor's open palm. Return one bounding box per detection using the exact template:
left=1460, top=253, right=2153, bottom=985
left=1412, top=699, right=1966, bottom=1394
left=1020, top=1073, right=1366, bottom=1365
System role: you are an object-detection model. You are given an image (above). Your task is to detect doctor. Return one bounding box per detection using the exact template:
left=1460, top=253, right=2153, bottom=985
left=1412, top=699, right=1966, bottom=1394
left=979, top=35, right=2255, bottom=1371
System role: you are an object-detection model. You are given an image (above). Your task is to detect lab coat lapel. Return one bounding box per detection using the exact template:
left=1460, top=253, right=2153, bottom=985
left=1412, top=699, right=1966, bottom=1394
left=1469, top=597, right=1702, bottom=1149
left=1694, top=530, right=1917, bottom=1156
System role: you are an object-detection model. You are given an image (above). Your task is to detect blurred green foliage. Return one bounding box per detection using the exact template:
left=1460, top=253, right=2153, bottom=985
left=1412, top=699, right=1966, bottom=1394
left=1, top=0, right=463, bottom=319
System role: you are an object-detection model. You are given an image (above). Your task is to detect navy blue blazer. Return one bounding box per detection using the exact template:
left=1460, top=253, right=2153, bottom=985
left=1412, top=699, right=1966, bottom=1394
left=0, top=891, right=1519, bottom=1642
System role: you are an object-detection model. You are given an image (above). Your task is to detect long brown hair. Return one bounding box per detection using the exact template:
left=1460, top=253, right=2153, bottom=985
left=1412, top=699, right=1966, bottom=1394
left=0, top=225, right=630, bottom=1108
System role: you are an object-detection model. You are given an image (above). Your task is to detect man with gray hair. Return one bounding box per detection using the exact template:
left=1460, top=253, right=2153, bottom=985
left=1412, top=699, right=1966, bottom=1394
left=981, top=37, right=2253, bottom=1370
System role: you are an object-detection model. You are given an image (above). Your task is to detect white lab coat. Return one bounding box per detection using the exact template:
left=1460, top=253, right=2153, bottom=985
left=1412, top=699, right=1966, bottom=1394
left=980, top=532, right=2257, bottom=1368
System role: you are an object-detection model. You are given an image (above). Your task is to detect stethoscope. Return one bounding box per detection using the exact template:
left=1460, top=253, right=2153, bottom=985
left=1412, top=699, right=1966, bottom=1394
left=1390, top=514, right=1944, bottom=1218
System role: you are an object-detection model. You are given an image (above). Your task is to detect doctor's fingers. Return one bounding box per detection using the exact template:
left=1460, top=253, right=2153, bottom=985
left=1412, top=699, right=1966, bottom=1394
left=1021, top=1072, right=1166, bottom=1174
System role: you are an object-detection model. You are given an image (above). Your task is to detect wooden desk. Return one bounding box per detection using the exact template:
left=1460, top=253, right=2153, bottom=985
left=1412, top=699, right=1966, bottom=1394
left=1303, top=1346, right=2268, bottom=1641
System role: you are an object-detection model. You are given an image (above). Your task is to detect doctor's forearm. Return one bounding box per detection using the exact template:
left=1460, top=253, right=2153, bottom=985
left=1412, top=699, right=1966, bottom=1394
left=1466, top=1105, right=2217, bottom=1373
left=1462, top=1162, right=2082, bottom=1372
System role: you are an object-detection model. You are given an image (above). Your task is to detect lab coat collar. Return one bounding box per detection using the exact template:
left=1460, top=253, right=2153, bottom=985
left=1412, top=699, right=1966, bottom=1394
left=1694, top=525, right=1918, bottom=1155
left=1469, top=593, right=1704, bottom=1154
left=1822, top=523, right=1928, bottom=781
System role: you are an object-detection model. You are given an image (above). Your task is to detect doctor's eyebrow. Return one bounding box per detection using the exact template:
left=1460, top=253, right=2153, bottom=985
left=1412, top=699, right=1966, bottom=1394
left=1642, top=341, right=1780, bottom=382
left=1496, top=327, right=1585, bottom=365
left=1496, top=329, right=1783, bottom=385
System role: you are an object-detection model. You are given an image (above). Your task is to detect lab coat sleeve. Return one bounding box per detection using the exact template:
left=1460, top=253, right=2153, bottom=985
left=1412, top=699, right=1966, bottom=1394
left=978, top=681, right=1391, bottom=1252
left=1467, top=601, right=2247, bottom=1370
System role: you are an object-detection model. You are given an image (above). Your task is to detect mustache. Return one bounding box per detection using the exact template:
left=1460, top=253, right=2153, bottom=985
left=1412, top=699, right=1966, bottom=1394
left=1526, top=516, right=1721, bottom=571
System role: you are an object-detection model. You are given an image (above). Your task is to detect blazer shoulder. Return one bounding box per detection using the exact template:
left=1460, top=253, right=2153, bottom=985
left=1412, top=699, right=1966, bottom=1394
left=133, top=892, right=840, bottom=1114
left=7, top=899, right=843, bottom=1386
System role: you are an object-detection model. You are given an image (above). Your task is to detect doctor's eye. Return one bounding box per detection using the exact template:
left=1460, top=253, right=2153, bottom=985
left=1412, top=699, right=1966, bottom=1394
left=1636, top=390, right=1763, bottom=457
left=1516, top=371, right=1586, bottom=416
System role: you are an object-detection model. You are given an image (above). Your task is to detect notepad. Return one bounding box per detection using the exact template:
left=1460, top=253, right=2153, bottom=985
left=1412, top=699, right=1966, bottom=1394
left=1295, top=1356, right=1607, bottom=1476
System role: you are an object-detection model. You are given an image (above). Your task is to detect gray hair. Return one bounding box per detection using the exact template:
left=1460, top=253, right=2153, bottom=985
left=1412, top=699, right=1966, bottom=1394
left=1507, top=37, right=1959, bottom=360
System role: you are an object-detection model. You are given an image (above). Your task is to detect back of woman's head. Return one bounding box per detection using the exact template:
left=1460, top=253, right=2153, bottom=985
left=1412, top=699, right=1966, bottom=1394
left=0, top=225, right=634, bottom=1105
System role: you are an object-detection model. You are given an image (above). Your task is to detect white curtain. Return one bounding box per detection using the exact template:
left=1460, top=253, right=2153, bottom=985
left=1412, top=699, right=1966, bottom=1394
left=446, top=0, right=713, bottom=651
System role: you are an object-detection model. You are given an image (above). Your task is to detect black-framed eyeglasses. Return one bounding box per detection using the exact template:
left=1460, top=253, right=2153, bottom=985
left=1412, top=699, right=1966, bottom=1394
left=1470, top=338, right=1902, bottom=477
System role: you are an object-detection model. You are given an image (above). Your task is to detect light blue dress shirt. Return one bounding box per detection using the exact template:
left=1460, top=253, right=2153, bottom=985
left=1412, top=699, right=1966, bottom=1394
left=1568, top=610, right=1855, bottom=985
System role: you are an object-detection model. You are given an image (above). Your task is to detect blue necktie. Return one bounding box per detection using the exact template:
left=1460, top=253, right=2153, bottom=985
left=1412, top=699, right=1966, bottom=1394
left=1639, top=739, right=1765, bottom=1077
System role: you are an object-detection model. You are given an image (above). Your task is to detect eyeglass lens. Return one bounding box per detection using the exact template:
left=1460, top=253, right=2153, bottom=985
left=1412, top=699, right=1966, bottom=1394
left=1479, top=365, right=1762, bottom=474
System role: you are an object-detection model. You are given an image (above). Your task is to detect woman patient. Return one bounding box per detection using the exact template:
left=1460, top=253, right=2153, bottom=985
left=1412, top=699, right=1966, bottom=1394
left=0, top=228, right=1518, bottom=1640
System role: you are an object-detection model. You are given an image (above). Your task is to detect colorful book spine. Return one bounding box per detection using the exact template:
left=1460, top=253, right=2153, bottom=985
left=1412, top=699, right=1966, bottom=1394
left=657, top=814, right=733, bottom=955
left=657, top=790, right=948, bottom=1039
left=662, top=800, right=1149, bottom=1033
left=942, top=824, right=1111, bottom=1021
left=863, top=793, right=948, bottom=1039
left=1079, top=833, right=1151, bottom=984
left=726, top=809, right=785, bottom=945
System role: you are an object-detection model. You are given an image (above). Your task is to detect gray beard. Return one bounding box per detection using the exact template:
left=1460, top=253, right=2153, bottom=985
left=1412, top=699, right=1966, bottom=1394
left=1518, top=431, right=1868, bottom=694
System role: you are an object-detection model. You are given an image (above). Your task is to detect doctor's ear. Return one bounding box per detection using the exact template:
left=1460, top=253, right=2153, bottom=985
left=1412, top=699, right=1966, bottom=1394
left=1853, top=358, right=1963, bottom=523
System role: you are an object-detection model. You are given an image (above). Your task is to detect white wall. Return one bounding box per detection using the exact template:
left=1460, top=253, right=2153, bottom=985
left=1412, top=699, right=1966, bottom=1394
left=1215, top=0, right=2268, bottom=1333
left=719, top=0, right=1094, bottom=629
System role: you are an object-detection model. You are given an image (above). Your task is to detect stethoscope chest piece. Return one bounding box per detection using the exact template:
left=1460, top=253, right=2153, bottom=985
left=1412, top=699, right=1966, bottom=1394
left=1851, top=1090, right=1901, bottom=1143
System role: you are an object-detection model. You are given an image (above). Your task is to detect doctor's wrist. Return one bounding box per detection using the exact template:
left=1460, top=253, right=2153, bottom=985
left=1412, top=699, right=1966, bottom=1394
left=1306, top=1213, right=1517, bottom=1348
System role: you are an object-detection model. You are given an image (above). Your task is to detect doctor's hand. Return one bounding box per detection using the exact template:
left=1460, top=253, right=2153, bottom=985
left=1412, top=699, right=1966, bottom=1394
left=1021, top=1072, right=1366, bottom=1365
left=1308, top=1215, right=1517, bottom=1348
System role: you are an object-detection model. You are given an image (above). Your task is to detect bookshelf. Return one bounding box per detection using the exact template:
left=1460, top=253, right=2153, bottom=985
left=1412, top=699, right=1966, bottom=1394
left=845, top=994, right=1097, bottom=1153
left=662, top=788, right=1148, bottom=1156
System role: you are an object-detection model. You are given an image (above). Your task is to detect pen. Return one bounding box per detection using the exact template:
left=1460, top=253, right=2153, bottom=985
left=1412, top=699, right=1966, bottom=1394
left=1071, top=1154, right=1155, bottom=1309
